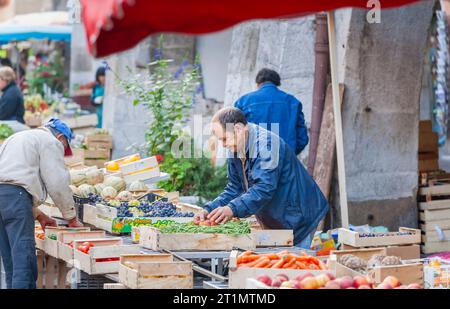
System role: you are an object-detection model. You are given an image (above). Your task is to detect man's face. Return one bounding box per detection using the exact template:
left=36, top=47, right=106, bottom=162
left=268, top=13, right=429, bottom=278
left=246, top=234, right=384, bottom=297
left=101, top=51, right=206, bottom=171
left=0, top=78, right=8, bottom=91
left=212, top=121, right=246, bottom=154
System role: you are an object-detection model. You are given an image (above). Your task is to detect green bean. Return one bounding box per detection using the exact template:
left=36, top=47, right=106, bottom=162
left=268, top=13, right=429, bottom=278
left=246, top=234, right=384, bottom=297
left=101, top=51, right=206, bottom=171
left=158, top=221, right=251, bottom=235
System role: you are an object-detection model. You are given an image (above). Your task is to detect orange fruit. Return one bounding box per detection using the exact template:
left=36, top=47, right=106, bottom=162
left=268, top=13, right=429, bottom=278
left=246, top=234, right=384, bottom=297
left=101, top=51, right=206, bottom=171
left=106, top=161, right=120, bottom=171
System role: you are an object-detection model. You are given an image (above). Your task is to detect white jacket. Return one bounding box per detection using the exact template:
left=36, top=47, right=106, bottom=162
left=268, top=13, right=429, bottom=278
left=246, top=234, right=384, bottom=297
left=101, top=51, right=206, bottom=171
left=0, top=127, right=76, bottom=220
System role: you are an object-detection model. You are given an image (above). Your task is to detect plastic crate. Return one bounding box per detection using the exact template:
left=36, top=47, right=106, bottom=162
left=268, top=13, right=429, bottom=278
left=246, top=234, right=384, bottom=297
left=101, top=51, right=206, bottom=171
left=75, top=272, right=116, bottom=289
left=73, top=195, right=90, bottom=222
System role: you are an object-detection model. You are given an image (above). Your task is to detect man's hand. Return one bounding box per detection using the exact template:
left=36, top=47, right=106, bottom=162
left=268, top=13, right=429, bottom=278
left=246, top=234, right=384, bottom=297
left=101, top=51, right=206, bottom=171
left=207, top=206, right=234, bottom=224
left=67, top=217, right=84, bottom=227
left=194, top=210, right=209, bottom=224
left=36, top=213, right=57, bottom=231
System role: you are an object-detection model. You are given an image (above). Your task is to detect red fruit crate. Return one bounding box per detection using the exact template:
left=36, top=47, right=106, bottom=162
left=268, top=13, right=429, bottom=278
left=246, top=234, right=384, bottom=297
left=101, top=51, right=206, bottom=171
left=72, top=238, right=140, bottom=275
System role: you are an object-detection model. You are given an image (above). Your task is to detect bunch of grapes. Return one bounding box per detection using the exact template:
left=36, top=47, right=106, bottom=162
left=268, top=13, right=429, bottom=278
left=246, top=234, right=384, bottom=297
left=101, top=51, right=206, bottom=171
left=117, top=204, right=133, bottom=217
left=87, top=193, right=103, bottom=205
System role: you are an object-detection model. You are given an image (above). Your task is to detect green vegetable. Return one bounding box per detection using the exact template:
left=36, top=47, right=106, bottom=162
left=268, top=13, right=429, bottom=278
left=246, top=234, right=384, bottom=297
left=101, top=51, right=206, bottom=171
left=0, top=124, right=14, bottom=140
left=158, top=221, right=251, bottom=236
left=48, top=234, right=57, bottom=240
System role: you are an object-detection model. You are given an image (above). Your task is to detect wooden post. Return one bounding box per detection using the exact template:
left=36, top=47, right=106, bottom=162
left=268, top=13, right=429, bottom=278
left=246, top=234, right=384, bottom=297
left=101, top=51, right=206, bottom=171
left=327, top=11, right=349, bottom=229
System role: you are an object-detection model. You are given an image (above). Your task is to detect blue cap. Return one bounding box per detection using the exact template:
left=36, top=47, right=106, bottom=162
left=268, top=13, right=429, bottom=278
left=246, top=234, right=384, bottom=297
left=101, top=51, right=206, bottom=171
left=45, top=118, right=74, bottom=143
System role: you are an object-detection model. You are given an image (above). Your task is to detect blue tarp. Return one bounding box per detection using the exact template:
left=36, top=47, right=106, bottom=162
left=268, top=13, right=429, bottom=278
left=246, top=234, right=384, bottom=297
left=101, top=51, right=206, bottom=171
left=0, top=25, right=71, bottom=43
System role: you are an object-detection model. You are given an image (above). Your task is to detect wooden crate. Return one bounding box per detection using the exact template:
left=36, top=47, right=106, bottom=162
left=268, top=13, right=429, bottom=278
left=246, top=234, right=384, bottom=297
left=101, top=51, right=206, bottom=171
left=72, top=238, right=140, bottom=275
left=58, top=231, right=106, bottom=265
left=84, top=149, right=111, bottom=160
left=341, top=244, right=420, bottom=260
left=253, top=229, right=294, bottom=247
left=228, top=250, right=332, bottom=289
left=328, top=248, right=423, bottom=285
left=338, top=227, right=420, bottom=248
left=120, top=157, right=160, bottom=183
left=44, top=227, right=90, bottom=258
left=84, top=159, right=108, bottom=168
left=141, top=227, right=256, bottom=251
left=118, top=254, right=193, bottom=289
left=420, top=120, right=433, bottom=133
left=36, top=237, right=45, bottom=251
left=83, top=203, right=98, bottom=226
left=86, top=134, right=113, bottom=150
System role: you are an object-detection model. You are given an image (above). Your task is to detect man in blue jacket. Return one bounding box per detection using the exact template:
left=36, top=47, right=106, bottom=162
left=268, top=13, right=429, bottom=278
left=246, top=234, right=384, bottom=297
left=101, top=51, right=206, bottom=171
left=234, top=68, right=308, bottom=155
left=195, top=107, right=328, bottom=247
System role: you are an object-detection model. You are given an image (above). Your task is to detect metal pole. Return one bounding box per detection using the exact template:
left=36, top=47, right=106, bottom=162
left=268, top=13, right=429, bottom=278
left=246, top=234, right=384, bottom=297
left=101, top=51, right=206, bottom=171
left=327, top=11, right=349, bottom=229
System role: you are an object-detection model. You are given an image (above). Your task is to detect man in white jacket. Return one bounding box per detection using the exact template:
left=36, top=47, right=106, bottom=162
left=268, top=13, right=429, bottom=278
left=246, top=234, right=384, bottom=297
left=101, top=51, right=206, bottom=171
left=0, top=118, right=83, bottom=289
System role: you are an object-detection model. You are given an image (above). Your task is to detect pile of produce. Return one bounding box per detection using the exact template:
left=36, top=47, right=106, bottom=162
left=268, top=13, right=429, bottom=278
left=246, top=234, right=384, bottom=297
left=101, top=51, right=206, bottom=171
left=158, top=220, right=251, bottom=235
left=237, top=250, right=327, bottom=270
left=35, top=231, right=45, bottom=240
left=0, top=124, right=14, bottom=140
left=24, top=94, right=49, bottom=113
left=106, top=154, right=141, bottom=172
left=70, top=167, right=147, bottom=201
left=358, top=231, right=415, bottom=237
left=75, top=241, right=119, bottom=262
left=254, top=273, right=422, bottom=289
left=338, top=253, right=403, bottom=273
left=112, top=199, right=195, bottom=218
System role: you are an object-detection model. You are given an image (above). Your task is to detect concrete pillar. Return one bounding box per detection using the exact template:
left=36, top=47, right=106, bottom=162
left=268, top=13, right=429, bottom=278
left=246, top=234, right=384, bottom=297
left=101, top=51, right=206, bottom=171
left=223, top=16, right=316, bottom=164
left=330, top=3, right=435, bottom=229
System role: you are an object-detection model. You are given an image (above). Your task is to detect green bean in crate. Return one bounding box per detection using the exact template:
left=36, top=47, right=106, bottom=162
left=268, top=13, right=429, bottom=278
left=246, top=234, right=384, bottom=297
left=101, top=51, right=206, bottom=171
left=158, top=221, right=251, bottom=235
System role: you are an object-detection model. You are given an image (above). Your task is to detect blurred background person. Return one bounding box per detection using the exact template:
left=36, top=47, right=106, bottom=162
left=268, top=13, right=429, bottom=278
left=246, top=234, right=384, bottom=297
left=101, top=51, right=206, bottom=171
left=91, top=66, right=105, bottom=128
left=234, top=68, right=308, bottom=156
left=0, top=66, right=24, bottom=124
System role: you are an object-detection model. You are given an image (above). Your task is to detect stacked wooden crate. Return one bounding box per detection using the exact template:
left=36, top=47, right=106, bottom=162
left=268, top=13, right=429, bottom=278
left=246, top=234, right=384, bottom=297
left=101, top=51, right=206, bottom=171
left=419, top=120, right=439, bottom=173
left=419, top=181, right=450, bottom=254
left=84, top=133, right=112, bottom=168
left=338, top=227, right=422, bottom=259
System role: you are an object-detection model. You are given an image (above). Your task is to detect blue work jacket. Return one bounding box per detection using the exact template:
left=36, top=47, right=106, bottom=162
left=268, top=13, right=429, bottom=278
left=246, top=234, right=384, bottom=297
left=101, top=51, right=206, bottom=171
left=204, top=124, right=328, bottom=244
left=234, top=82, right=308, bottom=155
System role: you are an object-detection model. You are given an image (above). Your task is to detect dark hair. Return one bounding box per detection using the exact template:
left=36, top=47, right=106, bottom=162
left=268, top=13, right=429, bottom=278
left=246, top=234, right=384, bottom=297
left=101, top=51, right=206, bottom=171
left=95, top=66, right=106, bottom=84
left=0, top=58, right=12, bottom=68
left=255, top=68, right=281, bottom=86
left=213, top=107, right=247, bottom=130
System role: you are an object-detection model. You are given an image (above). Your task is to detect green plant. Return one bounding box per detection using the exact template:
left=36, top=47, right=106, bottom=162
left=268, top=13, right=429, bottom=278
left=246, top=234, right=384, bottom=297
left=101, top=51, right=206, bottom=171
left=0, top=124, right=13, bottom=140
left=26, top=51, right=65, bottom=97
left=119, top=36, right=227, bottom=203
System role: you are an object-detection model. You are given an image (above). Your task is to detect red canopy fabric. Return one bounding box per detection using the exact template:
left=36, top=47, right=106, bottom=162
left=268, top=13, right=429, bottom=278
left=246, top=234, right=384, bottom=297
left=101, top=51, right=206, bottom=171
left=81, top=0, right=420, bottom=58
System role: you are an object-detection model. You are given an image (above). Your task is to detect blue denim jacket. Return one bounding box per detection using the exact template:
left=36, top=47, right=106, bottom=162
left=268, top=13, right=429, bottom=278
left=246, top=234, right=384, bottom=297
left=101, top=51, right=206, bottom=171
left=204, top=124, right=328, bottom=244
left=234, top=83, right=308, bottom=155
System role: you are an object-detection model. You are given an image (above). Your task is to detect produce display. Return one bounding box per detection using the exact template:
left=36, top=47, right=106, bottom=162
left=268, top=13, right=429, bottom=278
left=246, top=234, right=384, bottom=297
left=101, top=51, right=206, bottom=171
left=112, top=199, right=195, bottom=218
left=158, top=220, right=251, bottom=235
left=24, top=94, right=49, bottom=113
left=254, top=273, right=422, bottom=289
left=358, top=231, right=415, bottom=237
left=35, top=231, right=45, bottom=240
left=106, top=154, right=141, bottom=172
left=338, top=253, right=403, bottom=273
left=236, top=250, right=327, bottom=270
left=76, top=241, right=119, bottom=262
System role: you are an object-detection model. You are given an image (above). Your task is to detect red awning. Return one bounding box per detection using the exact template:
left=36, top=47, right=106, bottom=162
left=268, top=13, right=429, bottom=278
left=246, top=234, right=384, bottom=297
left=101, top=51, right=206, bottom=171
left=81, top=0, right=420, bottom=58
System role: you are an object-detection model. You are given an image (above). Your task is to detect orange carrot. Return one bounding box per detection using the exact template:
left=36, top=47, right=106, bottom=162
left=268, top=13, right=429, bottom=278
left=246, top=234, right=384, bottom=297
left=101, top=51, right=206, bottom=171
left=259, top=253, right=280, bottom=260
left=282, top=259, right=296, bottom=269
left=296, top=261, right=307, bottom=269
left=238, top=255, right=261, bottom=264
left=272, top=259, right=286, bottom=269
left=254, top=258, right=270, bottom=268
left=240, top=256, right=266, bottom=268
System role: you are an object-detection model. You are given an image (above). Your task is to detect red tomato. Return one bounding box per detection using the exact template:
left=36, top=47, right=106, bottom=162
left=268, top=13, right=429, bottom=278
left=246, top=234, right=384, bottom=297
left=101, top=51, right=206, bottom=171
left=78, top=245, right=90, bottom=254
left=82, top=242, right=95, bottom=248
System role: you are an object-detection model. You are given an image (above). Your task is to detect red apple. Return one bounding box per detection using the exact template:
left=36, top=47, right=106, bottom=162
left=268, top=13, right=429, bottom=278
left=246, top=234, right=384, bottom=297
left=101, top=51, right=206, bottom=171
left=300, top=277, right=319, bottom=289
left=324, top=280, right=341, bottom=289
left=294, top=272, right=314, bottom=283
left=326, top=273, right=336, bottom=280
left=291, top=280, right=302, bottom=289
left=257, top=274, right=272, bottom=286
left=275, top=274, right=289, bottom=282
left=271, top=278, right=284, bottom=287
left=337, top=276, right=354, bottom=289
left=353, top=275, right=370, bottom=288
left=383, top=276, right=400, bottom=288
